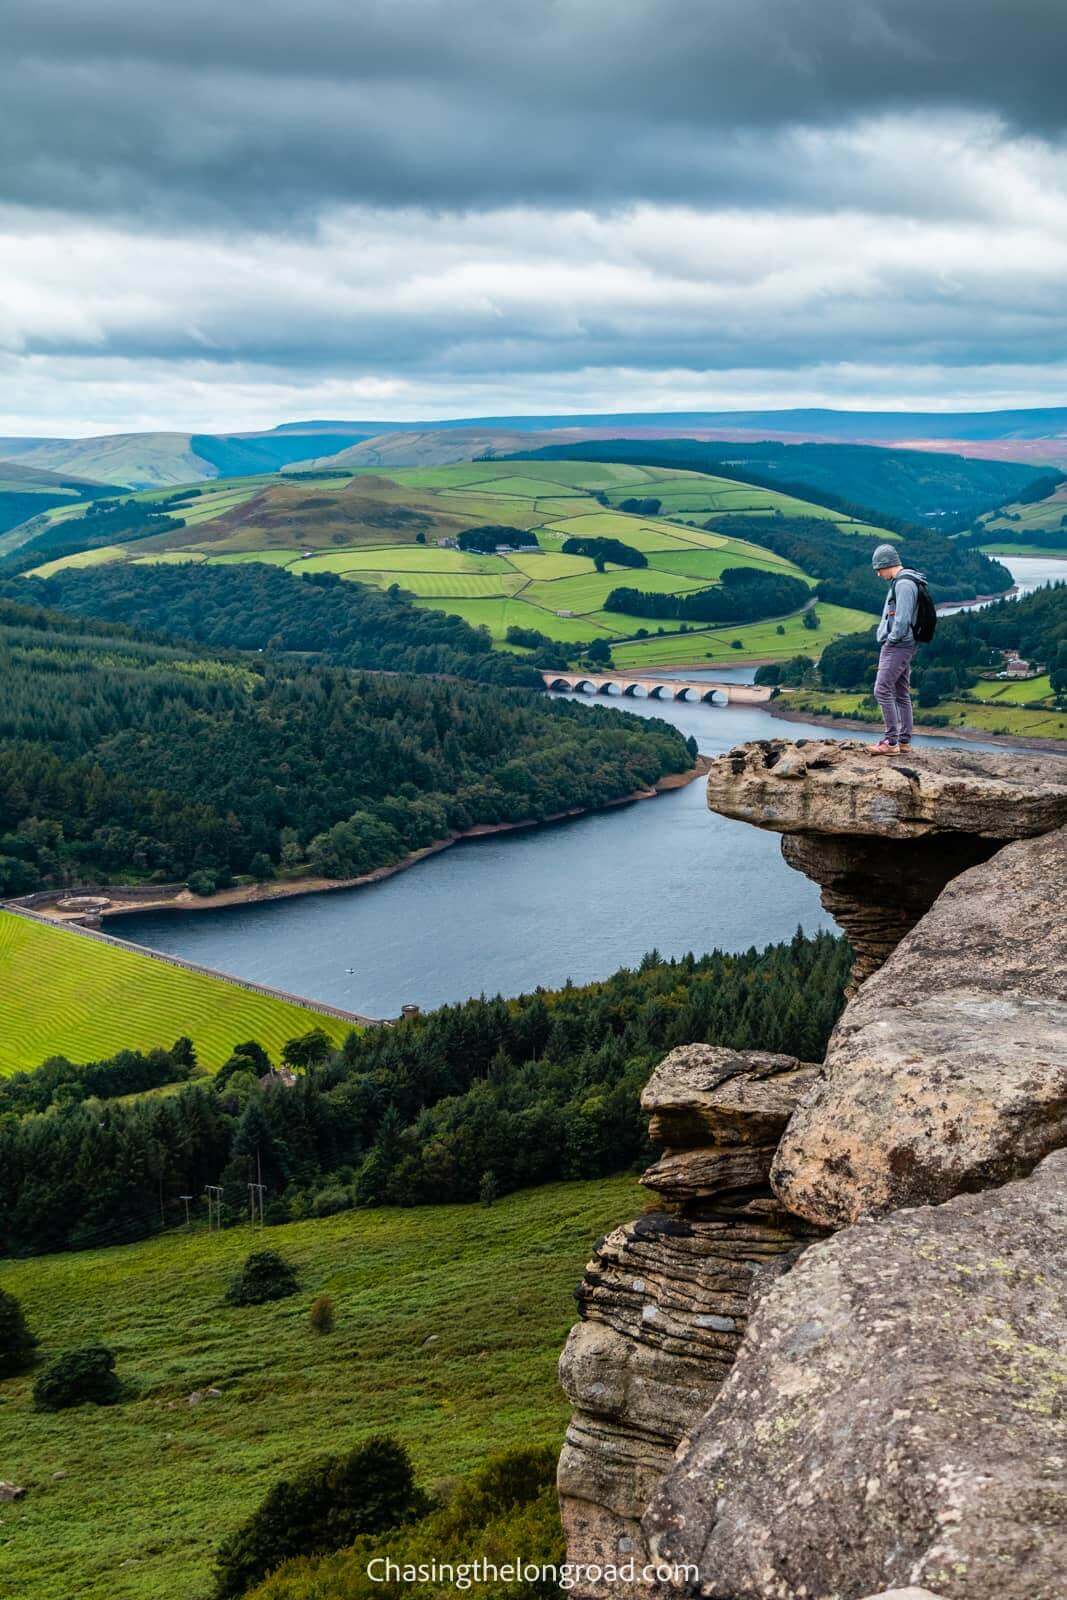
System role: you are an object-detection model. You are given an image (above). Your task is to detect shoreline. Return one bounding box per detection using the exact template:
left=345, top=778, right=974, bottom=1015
left=25, top=758, right=711, bottom=926
left=767, top=698, right=1067, bottom=755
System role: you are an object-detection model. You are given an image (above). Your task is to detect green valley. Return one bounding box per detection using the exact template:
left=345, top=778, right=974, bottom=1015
left=11, top=459, right=890, bottom=667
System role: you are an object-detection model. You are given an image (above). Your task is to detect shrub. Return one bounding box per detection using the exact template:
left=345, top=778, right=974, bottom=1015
left=0, top=1289, right=37, bottom=1379
left=311, top=1186, right=351, bottom=1219
left=308, top=1295, right=335, bottom=1335
left=33, top=1346, right=120, bottom=1411
left=213, top=1435, right=427, bottom=1598
left=248, top=1447, right=562, bottom=1598
left=225, top=1250, right=299, bottom=1307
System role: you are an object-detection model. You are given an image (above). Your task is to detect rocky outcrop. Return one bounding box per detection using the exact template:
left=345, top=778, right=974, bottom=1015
left=644, top=1150, right=1067, bottom=1600
left=559, top=740, right=1067, bottom=1600
left=557, top=1047, right=822, bottom=1597
left=774, top=824, right=1067, bottom=1226
left=706, top=740, right=1067, bottom=988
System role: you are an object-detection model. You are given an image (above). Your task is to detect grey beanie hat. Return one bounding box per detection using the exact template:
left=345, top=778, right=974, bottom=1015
left=872, top=542, right=901, bottom=570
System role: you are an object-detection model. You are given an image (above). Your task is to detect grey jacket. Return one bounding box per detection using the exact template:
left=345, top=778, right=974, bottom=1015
left=876, top=569, right=923, bottom=646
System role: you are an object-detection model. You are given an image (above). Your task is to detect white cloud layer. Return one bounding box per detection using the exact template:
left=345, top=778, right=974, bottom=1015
left=2, top=8, right=1065, bottom=436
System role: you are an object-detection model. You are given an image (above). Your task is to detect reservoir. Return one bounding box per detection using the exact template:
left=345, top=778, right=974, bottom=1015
left=118, top=555, right=1062, bottom=1018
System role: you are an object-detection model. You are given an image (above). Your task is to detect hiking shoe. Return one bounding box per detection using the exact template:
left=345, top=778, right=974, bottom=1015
left=870, top=739, right=898, bottom=754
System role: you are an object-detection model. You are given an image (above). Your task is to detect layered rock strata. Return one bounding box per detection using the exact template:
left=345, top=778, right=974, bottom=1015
left=560, top=741, right=1067, bottom=1600
left=557, top=1047, right=823, bottom=1596
left=644, top=1151, right=1067, bottom=1600
left=705, top=739, right=1067, bottom=989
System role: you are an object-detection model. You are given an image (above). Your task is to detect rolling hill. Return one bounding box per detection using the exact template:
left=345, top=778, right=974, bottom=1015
left=508, top=438, right=1054, bottom=529
left=0, top=427, right=373, bottom=490
left=0, top=459, right=122, bottom=535
left=21, top=459, right=885, bottom=666
left=4, top=405, right=1067, bottom=492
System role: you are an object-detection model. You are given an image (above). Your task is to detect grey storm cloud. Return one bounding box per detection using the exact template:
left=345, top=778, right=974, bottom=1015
left=3, top=0, right=1066, bottom=430
left=4, top=0, right=1067, bottom=222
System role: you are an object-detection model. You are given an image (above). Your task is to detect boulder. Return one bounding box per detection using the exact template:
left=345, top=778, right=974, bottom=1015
left=773, top=826, right=1067, bottom=1226
left=643, top=1149, right=1067, bottom=1600
left=706, top=740, right=1067, bottom=987
left=705, top=739, right=1067, bottom=842
left=0, top=1482, right=26, bottom=1502
left=641, top=1046, right=820, bottom=1149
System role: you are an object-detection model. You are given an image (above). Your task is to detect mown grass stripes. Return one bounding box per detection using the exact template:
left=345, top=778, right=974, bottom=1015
left=0, top=912, right=354, bottom=1075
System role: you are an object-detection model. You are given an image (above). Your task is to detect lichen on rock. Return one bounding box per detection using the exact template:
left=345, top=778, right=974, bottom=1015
left=643, top=1150, right=1067, bottom=1600
left=559, top=740, right=1067, bottom=1599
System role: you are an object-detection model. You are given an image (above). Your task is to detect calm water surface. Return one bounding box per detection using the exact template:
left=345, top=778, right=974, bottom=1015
left=118, top=554, right=1058, bottom=1017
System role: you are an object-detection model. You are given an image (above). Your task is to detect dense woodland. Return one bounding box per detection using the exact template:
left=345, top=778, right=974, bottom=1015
left=9, top=498, right=192, bottom=565
left=560, top=535, right=648, bottom=570
left=12, top=563, right=545, bottom=686
left=811, top=581, right=1067, bottom=699
left=700, top=515, right=1012, bottom=611
left=0, top=598, right=692, bottom=895
left=605, top=565, right=809, bottom=622
left=455, top=524, right=538, bottom=552
left=960, top=524, right=1067, bottom=552
left=0, top=931, right=849, bottom=1256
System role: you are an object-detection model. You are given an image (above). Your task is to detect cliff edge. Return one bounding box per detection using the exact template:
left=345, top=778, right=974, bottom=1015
left=558, top=740, right=1067, bottom=1600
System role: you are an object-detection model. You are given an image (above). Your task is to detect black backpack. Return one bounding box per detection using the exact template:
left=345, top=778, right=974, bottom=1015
left=893, top=570, right=937, bottom=643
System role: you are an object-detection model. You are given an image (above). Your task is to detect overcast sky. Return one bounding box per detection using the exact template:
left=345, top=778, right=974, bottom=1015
left=3, top=0, right=1066, bottom=435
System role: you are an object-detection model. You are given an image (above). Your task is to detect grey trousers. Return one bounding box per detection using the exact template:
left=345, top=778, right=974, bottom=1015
left=873, top=642, right=917, bottom=744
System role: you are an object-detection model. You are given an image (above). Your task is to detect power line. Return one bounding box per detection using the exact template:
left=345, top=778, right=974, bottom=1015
left=204, top=1184, right=223, bottom=1231
left=248, top=1182, right=266, bottom=1229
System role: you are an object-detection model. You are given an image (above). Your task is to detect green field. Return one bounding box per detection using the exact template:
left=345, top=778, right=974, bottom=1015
left=0, top=1176, right=634, bottom=1600
left=981, top=543, right=1067, bottom=559
left=968, top=672, right=1054, bottom=703
left=22, top=461, right=882, bottom=664
left=780, top=688, right=1067, bottom=741
left=609, top=602, right=875, bottom=668
left=978, top=481, right=1067, bottom=533
left=0, top=912, right=355, bottom=1076
left=30, top=545, right=129, bottom=578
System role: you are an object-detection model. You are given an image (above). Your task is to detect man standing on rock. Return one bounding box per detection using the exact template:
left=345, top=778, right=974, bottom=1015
left=870, top=543, right=927, bottom=755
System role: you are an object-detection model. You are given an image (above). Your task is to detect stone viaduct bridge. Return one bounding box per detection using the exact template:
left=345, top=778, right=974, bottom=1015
left=542, top=670, right=774, bottom=705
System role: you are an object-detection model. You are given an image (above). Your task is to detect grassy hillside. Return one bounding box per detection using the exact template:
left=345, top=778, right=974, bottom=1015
left=6, top=432, right=212, bottom=490
left=22, top=461, right=878, bottom=665
left=0, top=912, right=355, bottom=1075
left=778, top=686, right=1067, bottom=741
left=511, top=438, right=1050, bottom=527
left=609, top=601, right=874, bottom=668
left=977, top=478, right=1067, bottom=536
left=0, top=1176, right=634, bottom=1600
left=0, top=461, right=121, bottom=537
